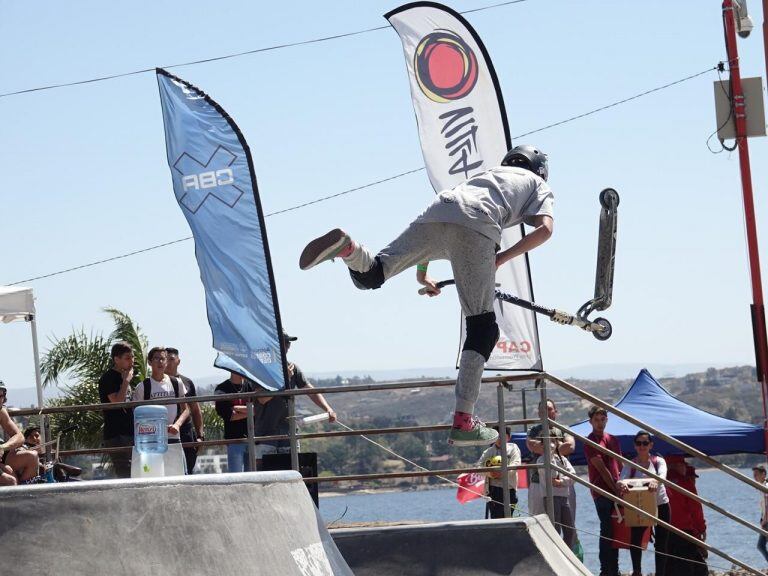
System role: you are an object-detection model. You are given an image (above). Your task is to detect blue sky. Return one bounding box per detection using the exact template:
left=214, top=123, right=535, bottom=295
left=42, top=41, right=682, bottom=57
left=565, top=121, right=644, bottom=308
left=2, top=1, right=768, bottom=393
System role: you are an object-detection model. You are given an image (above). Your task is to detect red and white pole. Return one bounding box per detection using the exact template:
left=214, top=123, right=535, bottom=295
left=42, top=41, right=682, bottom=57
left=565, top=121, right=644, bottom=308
left=722, top=0, right=768, bottom=455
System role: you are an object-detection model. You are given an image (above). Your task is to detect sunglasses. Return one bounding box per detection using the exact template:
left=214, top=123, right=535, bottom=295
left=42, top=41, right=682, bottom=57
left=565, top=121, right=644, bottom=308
left=634, top=440, right=651, bottom=446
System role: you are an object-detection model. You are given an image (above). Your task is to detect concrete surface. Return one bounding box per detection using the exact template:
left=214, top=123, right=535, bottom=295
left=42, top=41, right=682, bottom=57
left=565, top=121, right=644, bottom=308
left=331, top=515, right=592, bottom=576
left=0, top=471, right=353, bottom=576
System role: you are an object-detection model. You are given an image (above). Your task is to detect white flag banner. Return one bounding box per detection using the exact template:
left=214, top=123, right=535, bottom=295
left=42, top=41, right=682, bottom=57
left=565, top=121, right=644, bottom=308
left=386, top=2, right=542, bottom=370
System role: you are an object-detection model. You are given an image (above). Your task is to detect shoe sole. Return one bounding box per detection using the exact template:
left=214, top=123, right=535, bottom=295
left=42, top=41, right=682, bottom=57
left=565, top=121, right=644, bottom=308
left=448, top=431, right=499, bottom=447
left=299, top=229, right=348, bottom=270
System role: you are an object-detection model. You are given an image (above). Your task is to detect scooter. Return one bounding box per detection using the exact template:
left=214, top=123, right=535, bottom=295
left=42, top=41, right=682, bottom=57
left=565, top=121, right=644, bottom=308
left=418, top=188, right=619, bottom=341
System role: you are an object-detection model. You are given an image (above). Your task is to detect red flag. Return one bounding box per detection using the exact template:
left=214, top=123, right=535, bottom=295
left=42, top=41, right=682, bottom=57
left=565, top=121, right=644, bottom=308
left=456, top=472, right=485, bottom=504
left=517, top=468, right=529, bottom=489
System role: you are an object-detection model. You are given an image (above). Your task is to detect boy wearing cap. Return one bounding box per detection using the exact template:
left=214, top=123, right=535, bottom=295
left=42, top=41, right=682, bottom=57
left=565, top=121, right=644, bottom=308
left=253, top=331, right=336, bottom=468
left=753, top=464, right=768, bottom=563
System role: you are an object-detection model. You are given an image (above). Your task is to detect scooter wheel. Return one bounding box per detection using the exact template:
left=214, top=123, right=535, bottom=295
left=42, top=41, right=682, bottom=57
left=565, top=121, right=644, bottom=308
left=599, top=188, right=620, bottom=209
left=592, top=317, right=612, bottom=341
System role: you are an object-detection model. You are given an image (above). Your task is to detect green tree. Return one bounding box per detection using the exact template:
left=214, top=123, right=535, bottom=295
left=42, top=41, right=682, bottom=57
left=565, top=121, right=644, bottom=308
left=41, top=308, right=148, bottom=450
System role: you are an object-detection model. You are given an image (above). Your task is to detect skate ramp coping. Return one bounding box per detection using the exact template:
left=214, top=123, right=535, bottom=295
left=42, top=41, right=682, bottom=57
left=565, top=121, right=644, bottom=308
left=0, top=471, right=353, bottom=576
left=331, top=515, right=592, bottom=576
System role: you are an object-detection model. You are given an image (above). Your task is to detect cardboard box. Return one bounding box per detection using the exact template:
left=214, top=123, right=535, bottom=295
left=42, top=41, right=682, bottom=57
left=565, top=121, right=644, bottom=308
left=621, top=479, right=658, bottom=527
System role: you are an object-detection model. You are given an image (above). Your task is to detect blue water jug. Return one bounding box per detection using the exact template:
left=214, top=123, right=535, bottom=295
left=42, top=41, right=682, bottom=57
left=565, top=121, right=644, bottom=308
left=134, top=405, right=168, bottom=454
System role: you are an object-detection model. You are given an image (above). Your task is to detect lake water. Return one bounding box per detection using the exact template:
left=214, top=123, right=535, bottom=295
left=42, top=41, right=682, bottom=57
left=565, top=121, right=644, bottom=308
left=318, top=468, right=766, bottom=574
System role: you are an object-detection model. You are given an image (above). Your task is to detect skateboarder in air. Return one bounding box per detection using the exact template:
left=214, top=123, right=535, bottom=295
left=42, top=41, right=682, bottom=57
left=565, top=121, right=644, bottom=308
left=300, top=145, right=554, bottom=446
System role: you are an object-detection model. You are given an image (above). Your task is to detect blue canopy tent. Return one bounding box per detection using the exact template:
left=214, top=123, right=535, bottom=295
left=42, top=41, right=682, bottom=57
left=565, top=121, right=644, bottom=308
left=514, top=369, right=764, bottom=465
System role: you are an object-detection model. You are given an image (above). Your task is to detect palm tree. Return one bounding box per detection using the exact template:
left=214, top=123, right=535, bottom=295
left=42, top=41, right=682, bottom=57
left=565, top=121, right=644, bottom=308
left=41, top=307, right=148, bottom=450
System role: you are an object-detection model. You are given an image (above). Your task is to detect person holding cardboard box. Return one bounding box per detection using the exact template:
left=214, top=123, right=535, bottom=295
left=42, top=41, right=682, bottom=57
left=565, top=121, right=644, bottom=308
left=618, top=431, right=670, bottom=576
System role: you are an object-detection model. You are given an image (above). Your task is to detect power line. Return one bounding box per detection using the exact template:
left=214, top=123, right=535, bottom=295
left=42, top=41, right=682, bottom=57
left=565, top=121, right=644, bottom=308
left=514, top=64, right=721, bottom=139
left=0, top=0, right=528, bottom=99
left=7, top=63, right=719, bottom=286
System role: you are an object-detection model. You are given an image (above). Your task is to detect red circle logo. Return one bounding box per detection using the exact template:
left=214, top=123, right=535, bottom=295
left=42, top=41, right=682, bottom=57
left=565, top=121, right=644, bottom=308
left=414, top=30, right=478, bottom=103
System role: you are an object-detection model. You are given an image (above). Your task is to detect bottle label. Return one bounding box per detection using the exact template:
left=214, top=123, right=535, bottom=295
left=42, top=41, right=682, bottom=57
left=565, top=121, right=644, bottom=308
left=137, top=423, right=158, bottom=435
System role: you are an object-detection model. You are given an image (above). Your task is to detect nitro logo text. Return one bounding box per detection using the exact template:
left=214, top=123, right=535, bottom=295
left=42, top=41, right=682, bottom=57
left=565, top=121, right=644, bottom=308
left=439, top=107, right=482, bottom=179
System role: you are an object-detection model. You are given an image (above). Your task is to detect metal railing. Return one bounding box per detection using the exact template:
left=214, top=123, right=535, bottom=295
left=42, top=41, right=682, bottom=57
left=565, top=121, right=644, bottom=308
left=8, top=371, right=767, bottom=574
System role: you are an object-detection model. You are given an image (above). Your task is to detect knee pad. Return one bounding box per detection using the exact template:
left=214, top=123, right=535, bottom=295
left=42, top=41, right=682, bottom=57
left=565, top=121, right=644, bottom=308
left=463, top=311, right=499, bottom=361
left=348, top=257, right=385, bottom=290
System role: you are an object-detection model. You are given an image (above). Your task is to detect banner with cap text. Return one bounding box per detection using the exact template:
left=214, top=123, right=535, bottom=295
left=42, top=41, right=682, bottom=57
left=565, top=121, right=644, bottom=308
left=156, top=68, right=287, bottom=390
left=386, top=3, right=542, bottom=370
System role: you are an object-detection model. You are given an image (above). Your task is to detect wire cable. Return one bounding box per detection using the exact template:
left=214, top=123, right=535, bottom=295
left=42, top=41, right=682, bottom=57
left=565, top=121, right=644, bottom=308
left=0, top=0, right=528, bottom=99
left=6, top=64, right=719, bottom=286
left=514, top=64, right=721, bottom=139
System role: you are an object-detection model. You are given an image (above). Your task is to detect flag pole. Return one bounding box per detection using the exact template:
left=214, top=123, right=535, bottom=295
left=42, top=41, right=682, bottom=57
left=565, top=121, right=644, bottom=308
left=722, top=0, right=768, bottom=458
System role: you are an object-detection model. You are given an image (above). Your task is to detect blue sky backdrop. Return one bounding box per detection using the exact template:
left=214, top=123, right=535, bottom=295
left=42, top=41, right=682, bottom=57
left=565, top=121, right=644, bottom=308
left=2, top=1, right=767, bottom=391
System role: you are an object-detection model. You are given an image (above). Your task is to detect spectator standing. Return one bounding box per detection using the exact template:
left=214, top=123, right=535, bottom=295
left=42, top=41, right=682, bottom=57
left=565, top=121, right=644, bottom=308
left=165, top=347, right=204, bottom=474
left=132, top=347, right=190, bottom=449
left=477, top=426, right=521, bottom=519
left=98, top=342, right=135, bottom=479
left=526, top=399, right=576, bottom=516
left=253, top=331, right=336, bottom=468
left=536, top=435, right=576, bottom=549
left=754, top=464, right=768, bottom=564
left=664, top=456, right=707, bottom=575
left=618, top=431, right=670, bottom=576
left=214, top=371, right=254, bottom=473
left=584, top=405, right=623, bottom=576
left=0, top=383, right=39, bottom=484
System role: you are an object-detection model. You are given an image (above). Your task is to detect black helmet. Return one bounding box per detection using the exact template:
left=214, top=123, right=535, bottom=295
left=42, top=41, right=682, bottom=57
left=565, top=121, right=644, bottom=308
left=501, top=145, right=549, bottom=181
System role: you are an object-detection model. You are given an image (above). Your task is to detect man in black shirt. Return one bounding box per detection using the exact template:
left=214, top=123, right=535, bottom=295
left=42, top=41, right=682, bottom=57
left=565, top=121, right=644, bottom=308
left=214, top=371, right=254, bottom=473
left=165, top=347, right=204, bottom=474
left=254, top=331, right=336, bottom=469
left=97, top=341, right=135, bottom=478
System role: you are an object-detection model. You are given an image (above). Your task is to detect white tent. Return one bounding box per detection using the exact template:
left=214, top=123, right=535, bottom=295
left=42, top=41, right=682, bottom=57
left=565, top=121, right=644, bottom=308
left=0, top=286, right=47, bottom=451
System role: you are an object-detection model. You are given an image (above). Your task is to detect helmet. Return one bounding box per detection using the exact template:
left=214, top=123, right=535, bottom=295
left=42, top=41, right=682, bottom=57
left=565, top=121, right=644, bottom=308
left=501, top=145, right=549, bottom=181
left=0, top=381, right=6, bottom=393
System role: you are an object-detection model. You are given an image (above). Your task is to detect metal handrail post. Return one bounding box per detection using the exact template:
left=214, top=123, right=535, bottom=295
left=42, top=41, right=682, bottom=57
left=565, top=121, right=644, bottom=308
left=288, top=395, right=299, bottom=471
left=538, top=378, right=555, bottom=522
left=246, top=400, right=257, bottom=472
left=521, top=388, right=528, bottom=433
left=497, top=384, right=511, bottom=518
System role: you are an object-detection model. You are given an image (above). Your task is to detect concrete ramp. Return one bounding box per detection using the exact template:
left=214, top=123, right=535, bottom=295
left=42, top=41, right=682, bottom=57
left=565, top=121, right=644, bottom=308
left=0, top=471, right=353, bottom=576
left=331, top=516, right=592, bottom=576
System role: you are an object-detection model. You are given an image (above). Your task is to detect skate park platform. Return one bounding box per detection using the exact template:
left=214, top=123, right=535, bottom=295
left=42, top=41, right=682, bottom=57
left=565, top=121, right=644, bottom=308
left=0, top=471, right=590, bottom=576
left=331, top=516, right=592, bottom=576
left=0, top=471, right=353, bottom=576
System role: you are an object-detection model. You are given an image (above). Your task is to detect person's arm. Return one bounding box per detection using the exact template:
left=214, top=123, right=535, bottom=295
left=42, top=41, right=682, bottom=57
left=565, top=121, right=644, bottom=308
left=305, top=383, right=336, bottom=422
left=508, top=444, right=521, bottom=483
left=526, top=425, right=544, bottom=456
left=495, top=215, right=553, bottom=268
left=191, top=402, right=204, bottom=439
left=558, top=433, right=575, bottom=456
left=585, top=443, right=621, bottom=494
left=0, top=409, right=23, bottom=453
left=169, top=403, right=190, bottom=435
left=416, top=263, right=441, bottom=297
left=107, top=369, right=133, bottom=403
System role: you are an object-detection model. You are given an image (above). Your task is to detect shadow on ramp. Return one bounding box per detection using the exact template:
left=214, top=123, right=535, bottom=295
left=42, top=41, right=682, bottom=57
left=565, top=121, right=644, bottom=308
left=331, top=515, right=592, bottom=576
left=0, top=471, right=352, bottom=576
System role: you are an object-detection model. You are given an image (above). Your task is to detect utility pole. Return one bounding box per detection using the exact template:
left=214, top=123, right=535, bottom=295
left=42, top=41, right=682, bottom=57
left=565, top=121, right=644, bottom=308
left=722, top=0, right=768, bottom=456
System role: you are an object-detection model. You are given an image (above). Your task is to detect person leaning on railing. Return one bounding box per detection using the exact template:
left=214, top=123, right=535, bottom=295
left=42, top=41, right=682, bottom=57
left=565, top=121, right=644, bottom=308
left=664, top=456, right=707, bottom=576
left=617, top=430, right=670, bottom=576
left=98, top=342, right=136, bottom=479
left=584, top=405, right=623, bottom=576
left=526, top=399, right=575, bottom=516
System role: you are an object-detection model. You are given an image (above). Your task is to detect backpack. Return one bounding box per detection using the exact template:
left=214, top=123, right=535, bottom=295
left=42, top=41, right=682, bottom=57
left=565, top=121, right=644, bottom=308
left=143, top=376, right=181, bottom=401
left=629, top=454, right=659, bottom=478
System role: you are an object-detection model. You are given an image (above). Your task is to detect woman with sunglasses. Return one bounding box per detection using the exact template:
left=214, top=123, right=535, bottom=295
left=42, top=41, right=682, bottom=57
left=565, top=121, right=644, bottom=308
left=618, top=430, right=670, bottom=576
